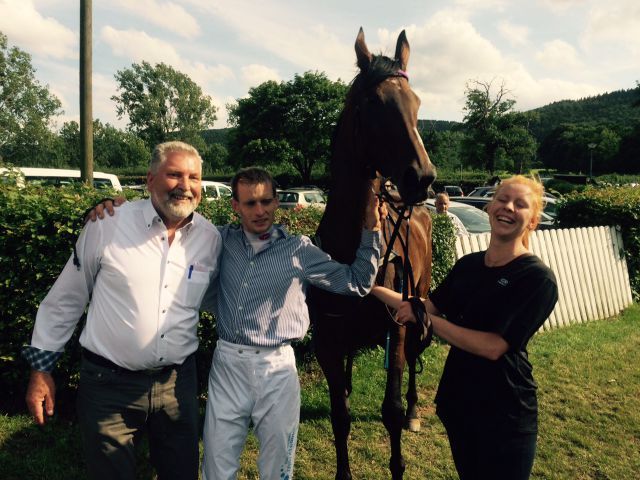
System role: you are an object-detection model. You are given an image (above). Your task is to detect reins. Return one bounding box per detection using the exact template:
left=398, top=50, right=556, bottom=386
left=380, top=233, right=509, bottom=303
left=375, top=180, right=421, bottom=369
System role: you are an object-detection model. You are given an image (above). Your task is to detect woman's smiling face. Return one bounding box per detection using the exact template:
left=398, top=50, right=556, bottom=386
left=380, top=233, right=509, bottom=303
left=487, top=182, right=537, bottom=241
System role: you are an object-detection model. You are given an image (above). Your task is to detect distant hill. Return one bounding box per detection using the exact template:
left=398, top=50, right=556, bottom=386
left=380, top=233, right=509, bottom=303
left=201, top=128, right=231, bottom=145
left=200, top=88, right=640, bottom=146
left=528, top=88, right=640, bottom=140
left=417, top=119, right=461, bottom=132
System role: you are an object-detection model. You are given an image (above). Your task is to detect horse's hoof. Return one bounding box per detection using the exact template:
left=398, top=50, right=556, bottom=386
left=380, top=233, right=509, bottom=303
left=404, top=418, right=421, bottom=432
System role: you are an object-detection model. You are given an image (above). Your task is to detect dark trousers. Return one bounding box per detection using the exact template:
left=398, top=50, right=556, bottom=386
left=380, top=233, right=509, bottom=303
left=440, top=413, right=537, bottom=480
left=77, top=354, right=199, bottom=480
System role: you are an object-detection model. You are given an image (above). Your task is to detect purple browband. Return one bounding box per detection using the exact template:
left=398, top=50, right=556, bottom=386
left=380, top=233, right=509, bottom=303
left=395, top=69, right=409, bottom=80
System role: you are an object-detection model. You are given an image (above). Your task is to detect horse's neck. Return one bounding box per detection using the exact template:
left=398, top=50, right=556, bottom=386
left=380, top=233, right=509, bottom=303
left=318, top=147, right=371, bottom=264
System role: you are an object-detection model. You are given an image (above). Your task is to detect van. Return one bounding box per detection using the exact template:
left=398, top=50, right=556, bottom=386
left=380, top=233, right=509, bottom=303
left=0, top=167, right=122, bottom=191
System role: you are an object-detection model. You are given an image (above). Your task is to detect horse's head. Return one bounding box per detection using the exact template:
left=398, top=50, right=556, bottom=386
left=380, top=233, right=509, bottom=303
left=347, top=28, right=436, bottom=205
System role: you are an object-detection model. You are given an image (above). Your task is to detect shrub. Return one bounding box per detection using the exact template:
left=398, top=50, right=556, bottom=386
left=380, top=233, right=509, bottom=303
left=0, top=186, right=457, bottom=412
left=557, top=186, right=640, bottom=300
left=430, top=213, right=457, bottom=290
left=0, top=184, right=126, bottom=411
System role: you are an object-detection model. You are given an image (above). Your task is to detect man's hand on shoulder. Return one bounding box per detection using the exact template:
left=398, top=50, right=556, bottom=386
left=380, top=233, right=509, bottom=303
left=84, top=196, right=127, bottom=223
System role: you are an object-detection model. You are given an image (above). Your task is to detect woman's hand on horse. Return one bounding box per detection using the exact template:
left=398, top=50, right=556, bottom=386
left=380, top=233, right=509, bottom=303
left=84, top=196, right=126, bottom=223
left=396, top=301, right=418, bottom=324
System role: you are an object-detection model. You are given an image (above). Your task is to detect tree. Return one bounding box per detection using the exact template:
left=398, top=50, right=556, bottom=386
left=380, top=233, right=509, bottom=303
left=55, top=120, right=150, bottom=170
left=461, top=79, right=537, bottom=173
left=0, top=32, right=62, bottom=164
left=112, top=61, right=217, bottom=150
left=538, top=123, right=624, bottom=174
left=228, top=72, right=348, bottom=183
left=420, top=127, right=465, bottom=171
left=201, top=142, right=228, bottom=174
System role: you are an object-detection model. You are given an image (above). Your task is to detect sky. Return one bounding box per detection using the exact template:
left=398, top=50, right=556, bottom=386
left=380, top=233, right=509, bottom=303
left=1, top=0, right=639, bottom=131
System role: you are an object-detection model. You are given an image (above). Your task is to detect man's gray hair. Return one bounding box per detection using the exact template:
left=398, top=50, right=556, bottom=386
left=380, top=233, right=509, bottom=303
left=150, top=141, right=202, bottom=173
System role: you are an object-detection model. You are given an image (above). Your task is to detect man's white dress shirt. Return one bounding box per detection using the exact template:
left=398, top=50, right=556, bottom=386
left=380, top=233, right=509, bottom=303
left=29, top=199, right=222, bottom=371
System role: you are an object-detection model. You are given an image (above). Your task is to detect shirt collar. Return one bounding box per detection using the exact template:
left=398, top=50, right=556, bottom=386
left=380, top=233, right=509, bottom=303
left=235, top=223, right=288, bottom=242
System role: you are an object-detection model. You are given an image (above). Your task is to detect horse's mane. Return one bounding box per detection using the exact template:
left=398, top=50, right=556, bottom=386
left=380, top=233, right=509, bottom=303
left=329, top=54, right=402, bottom=177
left=350, top=54, right=403, bottom=93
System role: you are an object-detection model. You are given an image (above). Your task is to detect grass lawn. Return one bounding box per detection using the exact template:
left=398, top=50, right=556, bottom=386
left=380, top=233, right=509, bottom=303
left=1, top=304, right=639, bottom=479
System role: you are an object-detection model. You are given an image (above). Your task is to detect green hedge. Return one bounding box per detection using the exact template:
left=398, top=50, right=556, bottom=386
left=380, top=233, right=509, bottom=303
left=556, top=186, right=640, bottom=301
left=0, top=185, right=457, bottom=412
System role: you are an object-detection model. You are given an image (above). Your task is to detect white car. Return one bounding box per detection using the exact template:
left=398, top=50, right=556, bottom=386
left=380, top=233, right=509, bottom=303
left=201, top=180, right=232, bottom=200
left=0, top=167, right=122, bottom=191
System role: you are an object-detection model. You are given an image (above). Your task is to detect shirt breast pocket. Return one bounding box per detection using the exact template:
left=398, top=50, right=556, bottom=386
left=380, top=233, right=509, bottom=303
left=183, top=267, right=212, bottom=307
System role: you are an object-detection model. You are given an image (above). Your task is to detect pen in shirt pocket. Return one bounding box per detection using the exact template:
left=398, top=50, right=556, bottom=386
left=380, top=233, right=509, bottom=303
left=188, top=265, right=193, bottom=279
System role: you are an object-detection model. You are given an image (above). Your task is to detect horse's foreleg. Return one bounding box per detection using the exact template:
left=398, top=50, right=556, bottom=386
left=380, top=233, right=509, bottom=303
left=381, top=326, right=407, bottom=480
left=404, top=355, right=420, bottom=432
left=317, top=351, right=353, bottom=480
left=345, top=352, right=354, bottom=398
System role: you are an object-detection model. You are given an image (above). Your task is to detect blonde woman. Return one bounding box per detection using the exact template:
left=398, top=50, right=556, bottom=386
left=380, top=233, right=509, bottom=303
left=373, top=175, right=558, bottom=479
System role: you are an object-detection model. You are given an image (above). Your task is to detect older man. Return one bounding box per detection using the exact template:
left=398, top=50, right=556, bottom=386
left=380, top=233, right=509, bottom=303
left=23, top=141, right=221, bottom=480
left=435, top=192, right=469, bottom=236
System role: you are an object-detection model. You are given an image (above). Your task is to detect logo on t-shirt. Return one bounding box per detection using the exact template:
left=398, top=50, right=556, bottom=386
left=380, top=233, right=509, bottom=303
left=497, top=277, right=509, bottom=287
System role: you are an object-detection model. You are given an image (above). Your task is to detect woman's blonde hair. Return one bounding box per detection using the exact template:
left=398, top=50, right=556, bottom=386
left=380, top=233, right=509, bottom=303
left=490, top=175, right=545, bottom=248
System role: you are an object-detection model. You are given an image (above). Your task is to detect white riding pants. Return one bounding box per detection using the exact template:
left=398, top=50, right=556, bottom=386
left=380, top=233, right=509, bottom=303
left=202, top=339, right=300, bottom=480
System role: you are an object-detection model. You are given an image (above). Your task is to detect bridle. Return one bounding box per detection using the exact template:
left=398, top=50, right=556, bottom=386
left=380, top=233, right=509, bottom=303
left=375, top=178, right=419, bottom=304
left=374, top=177, right=427, bottom=369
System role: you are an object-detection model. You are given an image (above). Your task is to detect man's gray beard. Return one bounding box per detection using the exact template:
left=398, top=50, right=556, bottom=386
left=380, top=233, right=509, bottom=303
left=164, top=198, right=196, bottom=218
left=152, top=189, right=197, bottom=220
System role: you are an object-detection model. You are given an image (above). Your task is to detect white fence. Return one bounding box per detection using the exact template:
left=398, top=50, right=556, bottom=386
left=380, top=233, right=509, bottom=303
left=455, top=226, right=634, bottom=331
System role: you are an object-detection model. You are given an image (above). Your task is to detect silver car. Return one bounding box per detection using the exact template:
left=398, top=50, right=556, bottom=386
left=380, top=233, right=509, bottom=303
left=425, top=199, right=491, bottom=234
left=277, top=188, right=326, bottom=210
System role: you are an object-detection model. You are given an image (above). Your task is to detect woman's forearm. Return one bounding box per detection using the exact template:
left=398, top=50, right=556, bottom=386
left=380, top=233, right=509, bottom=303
left=370, top=286, right=404, bottom=309
left=430, top=314, right=509, bottom=361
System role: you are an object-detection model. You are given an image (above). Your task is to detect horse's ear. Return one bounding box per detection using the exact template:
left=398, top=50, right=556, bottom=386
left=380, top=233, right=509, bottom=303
left=355, top=27, right=372, bottom=71
left=395, top=30, right=410, bottom=71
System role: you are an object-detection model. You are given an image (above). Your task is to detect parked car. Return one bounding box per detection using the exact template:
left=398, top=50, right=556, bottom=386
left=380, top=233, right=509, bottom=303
left=450, top=196, right=557, bottom=229
left=466, top=186, right=495, bottom=197
left=0, top=167, right=122, bottom=191
left=201, top=180, right=232, bottom=200
left=425, top=198, right=491, bottom=234
left=468, top=185, right=558, bottom=201
left=443, top=185, right=464, bottom=197
left=277, top=188, right=326, bottom=210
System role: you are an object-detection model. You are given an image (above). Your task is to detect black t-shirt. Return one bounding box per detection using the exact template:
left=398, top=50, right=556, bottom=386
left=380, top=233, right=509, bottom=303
left=430, top=251, right=558, bottom=433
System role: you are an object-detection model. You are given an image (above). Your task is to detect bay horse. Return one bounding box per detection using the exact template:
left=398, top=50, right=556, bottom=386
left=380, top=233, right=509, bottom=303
left=308, top=29, right=436, bottom=480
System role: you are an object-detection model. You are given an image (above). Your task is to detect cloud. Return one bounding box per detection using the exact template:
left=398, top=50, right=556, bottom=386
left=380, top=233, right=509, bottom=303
left=101, top=26, right=234, bottom=87
left=110, top=0, right=201, bottom=39
left=498, top=21, right=529, bottom=46
left=453, top=0, right=508, bottom=10
left=181, top=0, right=356, bottom=81
left=538, top=0, right=585, bottom=14
left=582, top=1, right=640, bottom=55
left=0, top=0, right=75, bottom=59
left=375, top=9, right=608, bottom=121
left=241, top=64, right=281, bottom=89
left=535, top=40, right=582, bottom=69
left=212, top=95, right=236, bottom=128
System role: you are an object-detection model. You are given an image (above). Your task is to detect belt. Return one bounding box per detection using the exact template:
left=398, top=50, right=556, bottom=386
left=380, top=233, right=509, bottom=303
left=82, top=348, right=183, bottom=375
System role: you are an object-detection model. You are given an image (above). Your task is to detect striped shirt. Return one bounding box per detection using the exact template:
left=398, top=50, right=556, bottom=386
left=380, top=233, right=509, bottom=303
left=214, top=224, right=381, bottom=347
